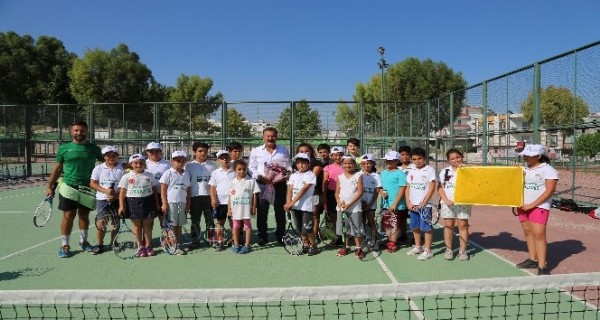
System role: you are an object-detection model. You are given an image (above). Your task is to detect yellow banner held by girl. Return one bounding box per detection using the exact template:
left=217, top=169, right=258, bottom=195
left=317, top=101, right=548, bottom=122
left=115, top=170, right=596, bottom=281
left=454, top=166, right=523, bottom=206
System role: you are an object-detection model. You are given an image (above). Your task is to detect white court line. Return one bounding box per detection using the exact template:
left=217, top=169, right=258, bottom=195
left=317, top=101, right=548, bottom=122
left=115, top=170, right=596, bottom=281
left=0, top=211, right=31, bottom=213
left=0, top=230, right=78, bottom=261
left=0, top=191, right=44, bottom=201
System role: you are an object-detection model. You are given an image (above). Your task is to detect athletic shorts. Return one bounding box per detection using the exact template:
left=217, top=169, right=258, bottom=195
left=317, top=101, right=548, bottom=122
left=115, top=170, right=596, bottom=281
left=95, top=199, right=118, bottom=218
left=232, top=219, right=252, bottom=230
left=440, top=202, right=472, bottom=220
left=126, top=195, right=156, bottom=220
left=292, top=209, right=314, bottom=235
left=213, top=204, right=228, bottom=221
left=408, top=208, right=433, bottom=232
left=336, top=211, right=364, bottom=237
left=168, top=202, right=188, bottom=226
left=58, top=183, right=96, bottom=211
left=517, top=207, right=549, bottom=225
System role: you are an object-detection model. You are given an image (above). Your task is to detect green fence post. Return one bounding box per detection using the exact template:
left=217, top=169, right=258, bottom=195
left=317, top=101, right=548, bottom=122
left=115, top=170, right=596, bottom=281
left=571, top=51, right=578, bottom=201
left=24, top=106, right=32, bottom=177
left=533, top=63, right=541, bottom=144
left=57, top=104, right=63, bottom=142
left=88, top=104, right=95, bottom=143
left=221, top=102, right=228, bottom=149
left=154, top=102, right=160, bottom=142
left=290, top=101, right=295, bottom=152
left=426, top=101, right=431, bottom=156
left=359, top=101, right=365, bottom=155
left=482, top=81, right=488, bottom=165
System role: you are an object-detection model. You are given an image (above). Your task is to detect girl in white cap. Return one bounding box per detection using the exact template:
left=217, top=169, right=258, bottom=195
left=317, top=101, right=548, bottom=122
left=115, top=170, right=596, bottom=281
left=515, top=144, right=558, bottom=276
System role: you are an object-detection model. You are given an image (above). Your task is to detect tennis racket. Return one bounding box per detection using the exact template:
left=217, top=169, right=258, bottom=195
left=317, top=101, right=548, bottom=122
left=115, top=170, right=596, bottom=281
left=379, top=197, right=398, bottom=242
left=160, top=216, right=178, bottom=255
left=94, top=202, right=120, bottom=233
left=204, top=208, right=229, bottom=251
left=318, top=212, right=338, bottom=246
left=282, top=211, right=304, bottom=255
left=418, top=204, right=437, bottom=225
left=33, top=182, right=58, bottom=227
left=113, top=217, right=138, bottom=260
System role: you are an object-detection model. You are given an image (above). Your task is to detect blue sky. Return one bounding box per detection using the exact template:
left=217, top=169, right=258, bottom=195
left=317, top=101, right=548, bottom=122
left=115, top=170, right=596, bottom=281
left=1, top=0, right=599, bottom=102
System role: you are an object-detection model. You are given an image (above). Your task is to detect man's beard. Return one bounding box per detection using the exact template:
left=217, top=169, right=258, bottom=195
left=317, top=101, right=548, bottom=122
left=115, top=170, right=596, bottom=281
left=73, top=134, right=86, bottom=142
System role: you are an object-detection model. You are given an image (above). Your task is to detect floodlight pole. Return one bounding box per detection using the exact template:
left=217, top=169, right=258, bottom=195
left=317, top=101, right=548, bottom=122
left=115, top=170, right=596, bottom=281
left=378, top=47, right=389, bottom=137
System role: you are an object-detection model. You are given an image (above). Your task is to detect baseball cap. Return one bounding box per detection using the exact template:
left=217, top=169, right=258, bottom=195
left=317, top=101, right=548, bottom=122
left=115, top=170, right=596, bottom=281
left=101, top=145, right=118, bottom=155
left=331, top=146, right=345, bottom=154
left=360, top=154, right=376, bottom=162
left=129, top=154, right=146, bottom=163
left=145, top=142, right=162, bottom=151
left=216, top=150, right=230, bottom=158
left=519, top=144, right=546, bottom=157
left=383, top=151, right=401, bottom=161
left=341, top=154, right=356, bottom=161
left=171, top=150, right=187, bottom=159
left=294, top=153, right=310, bottom=162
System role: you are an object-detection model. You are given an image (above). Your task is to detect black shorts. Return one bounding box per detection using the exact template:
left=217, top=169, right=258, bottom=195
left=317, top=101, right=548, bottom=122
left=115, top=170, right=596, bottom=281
left=213, top=204, right=228, bottom=221
left=58, top=193, right=93, bottom=212
left=126, top=196, right=156, bottom=220
left=95, top=199, right=118, bottom=218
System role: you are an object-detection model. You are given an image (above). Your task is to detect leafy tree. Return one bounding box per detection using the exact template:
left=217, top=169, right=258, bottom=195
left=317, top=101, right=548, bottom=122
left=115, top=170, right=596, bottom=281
left=163, top=74, right=223, bottom=134
left=521, top=86, right=590, bottom=146
left=226, top=107, right=252, bottom=138
left=0, top=31, right=75, bottom=104
left=69, top=44, right=156, bottom=126
left=574, top=132, right=600, bottom=160
left=337, top=58, right=466, bottom=137
left=275, top=100, right=322, bottom=139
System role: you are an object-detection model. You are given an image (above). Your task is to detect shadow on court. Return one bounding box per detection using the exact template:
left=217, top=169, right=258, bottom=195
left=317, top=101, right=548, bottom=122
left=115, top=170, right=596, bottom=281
left=0, top=267, right=54, bottom=282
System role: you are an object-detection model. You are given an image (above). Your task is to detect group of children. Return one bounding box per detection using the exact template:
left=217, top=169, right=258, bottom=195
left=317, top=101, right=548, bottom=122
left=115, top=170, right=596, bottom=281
left=87, top=138, right=558, bottom=273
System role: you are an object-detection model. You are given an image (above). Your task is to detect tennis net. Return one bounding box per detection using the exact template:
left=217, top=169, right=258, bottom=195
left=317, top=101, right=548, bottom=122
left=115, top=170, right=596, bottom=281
left=1, top=272, right=599, bottom=319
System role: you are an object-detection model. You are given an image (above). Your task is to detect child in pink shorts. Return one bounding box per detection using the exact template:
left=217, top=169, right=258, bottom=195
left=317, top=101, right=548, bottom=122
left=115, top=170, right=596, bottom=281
left=228, top=160, right=260, bottom=254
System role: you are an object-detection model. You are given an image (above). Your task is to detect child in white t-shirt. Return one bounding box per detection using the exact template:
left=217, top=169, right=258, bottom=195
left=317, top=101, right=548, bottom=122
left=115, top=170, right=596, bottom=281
left=405, top=147, right=437, bottom=261
left=159, top=151, right=191, bottom=255
left=284, top=153, right=318, bottom=256
left=228, top=160, right=260, bottom=254
left=335, top=154, right=365, bottom=259
left=209, top=150, right=235, bottom=251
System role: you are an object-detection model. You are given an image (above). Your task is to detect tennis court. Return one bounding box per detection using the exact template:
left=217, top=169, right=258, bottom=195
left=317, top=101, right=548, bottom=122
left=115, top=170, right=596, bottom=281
left=0, top=183, right=599, bottom=319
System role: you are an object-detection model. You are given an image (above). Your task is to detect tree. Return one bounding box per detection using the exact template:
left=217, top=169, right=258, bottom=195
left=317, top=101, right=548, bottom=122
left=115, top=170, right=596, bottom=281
left=163, top=74, right=223, bottom=134
left=574, top=132, right=600, bottom=160
left=521, top=86, right=590, bottom=146
left=0, top=31, right=75, bottom=104
left=337, top=58, right=466, bottom=137
left=275, top=100, right=322, bottom=139
left=226, top=107, right=252, bottom=138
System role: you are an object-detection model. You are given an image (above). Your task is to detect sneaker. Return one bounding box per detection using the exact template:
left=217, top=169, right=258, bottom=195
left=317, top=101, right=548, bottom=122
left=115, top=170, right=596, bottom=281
left=417, top=250, right=433, bottom=261
left=386, top=241, right=398, bottom=253
left=92, top=244, right=104, bottom=255
left=336, top=247, right=350, bottom=257
left=302, top=246, right=309, bottom=254
left=537, top=266, right=550, bottom=276
left=174, top=248, right=187, bottom=255
left=239, top=246, right=251, bottom=254
left=145, top=246, right=154, bottom=257
left=80, top=241, right=93, bottom=252
left=307, top=246, right=318, bottom=256
left=58, top=245, right=71, bottom=258
left=369, top=242, right=380, bottom=252
left=458, top=251, right=469, bottom=261
left=444, top=249, right=454, bottom=260
left=111, top=241, right=120, bottom=251
left=138, top=247, right=147, bottom=258
left=232, top=245, right=241, bottom=254
left=355, top=248, right=365, bottom=260
left=406, top=246, right=424, bottom=256
left=516, top=258, right=538, bottom=269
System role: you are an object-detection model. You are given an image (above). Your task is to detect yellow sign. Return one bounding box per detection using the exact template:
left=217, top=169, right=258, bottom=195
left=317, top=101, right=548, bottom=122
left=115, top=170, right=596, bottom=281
left=454, top=166, right=523, bottom=207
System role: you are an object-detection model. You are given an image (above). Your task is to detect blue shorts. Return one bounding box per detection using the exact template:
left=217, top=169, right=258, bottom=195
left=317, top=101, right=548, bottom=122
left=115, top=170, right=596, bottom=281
left=213, top=205, right=228, bottom=221
left=409, top=208, right=433, bottom=232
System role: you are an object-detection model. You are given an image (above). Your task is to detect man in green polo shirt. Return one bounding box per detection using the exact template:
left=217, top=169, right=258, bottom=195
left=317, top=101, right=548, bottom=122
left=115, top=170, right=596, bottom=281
left=46, top=121, right=103, bottom=258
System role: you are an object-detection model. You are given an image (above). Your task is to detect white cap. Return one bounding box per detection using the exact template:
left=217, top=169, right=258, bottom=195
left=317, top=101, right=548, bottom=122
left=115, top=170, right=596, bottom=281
left=129, top=154, right=146, bottom=163
left=216, top=150, right=230, bottom=158
left=331, top=146, right=345, bottom=154
left=360, top=154, right=376, bottom=162
left=171, top=150, right=187, bottom=159
left=101, top=145, right=118, bottom=155
left=294, top=153, right=310, bottom=162
left=341, top=154, right=356, bottom=161
left=383, top=151, right=401, bottom=160
left=145, top=142, right=162, bottom=151
left=519, top=144, right=547, bottom=157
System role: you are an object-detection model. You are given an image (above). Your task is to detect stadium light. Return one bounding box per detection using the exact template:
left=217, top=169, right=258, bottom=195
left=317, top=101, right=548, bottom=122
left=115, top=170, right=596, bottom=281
left=378, top=47, right=389, bottom=136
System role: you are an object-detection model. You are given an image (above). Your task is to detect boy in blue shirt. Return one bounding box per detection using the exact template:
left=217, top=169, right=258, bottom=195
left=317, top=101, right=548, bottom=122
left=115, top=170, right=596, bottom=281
left=379, top=151, right=407, bottom=253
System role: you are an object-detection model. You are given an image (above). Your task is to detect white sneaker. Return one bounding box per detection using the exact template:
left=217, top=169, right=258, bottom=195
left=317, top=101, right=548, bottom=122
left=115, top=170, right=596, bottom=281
left=406, top=246, right=424, bottom=256
left=459, top=251, right=469, bottom=261
left=444, top=249, right=454, bottom=260
left=418, top=250, right=433, bottom=260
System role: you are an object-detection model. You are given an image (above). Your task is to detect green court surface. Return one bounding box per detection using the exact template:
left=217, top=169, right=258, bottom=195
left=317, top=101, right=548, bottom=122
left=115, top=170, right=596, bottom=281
left=0, top=185, right=527, bottom=291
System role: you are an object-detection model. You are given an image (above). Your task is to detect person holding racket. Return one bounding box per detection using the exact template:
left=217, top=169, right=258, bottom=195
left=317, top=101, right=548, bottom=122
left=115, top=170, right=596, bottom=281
left=335, top=154, right=365, bottom=259
left=322, top=146, right=345, bottom=246
left=293, top=143, right=323, bottom=248
left=515, top=144, right=558, bottom=276
left=145, top=142, right=171, bottom=227
left=228, top=160, right=260, bottom=254
left=209, top=150, right=235, bottom=251
left=89, top=146, right=125, bottom=255
left=118, top=154, right=160, bottom=258
left=397, top=146, right=415, bottom=243
left=284, top=153, right=318, bottom=256
left=186, top=142, right=217, bottom=249
left=359, top=154, right=382, bottom=251
left=437, top=148, right=472, bottom=261
left=160, top=151, right=192, bottom=255
left=379, top=151, right=408, bottom=253
left=405, top=147, right=437, bottom=261
left=46, top=121, right=103, bottom=258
